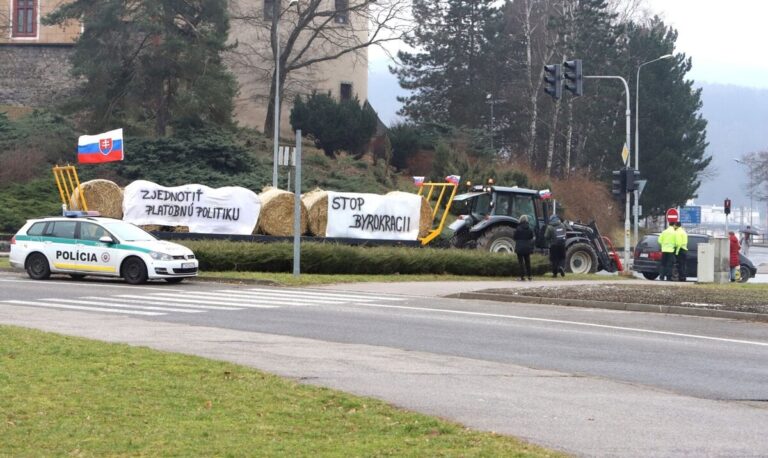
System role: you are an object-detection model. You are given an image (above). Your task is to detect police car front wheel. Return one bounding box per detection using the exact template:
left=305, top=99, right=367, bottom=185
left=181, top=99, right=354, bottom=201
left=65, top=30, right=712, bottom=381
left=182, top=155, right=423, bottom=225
left=122, top=257, right=148, bottom=285
left=26, top=253, right=51, bottom=280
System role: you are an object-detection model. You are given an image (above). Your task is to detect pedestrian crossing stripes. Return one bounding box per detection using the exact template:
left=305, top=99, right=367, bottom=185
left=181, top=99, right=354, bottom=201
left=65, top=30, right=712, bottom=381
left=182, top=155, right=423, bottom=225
left=0, top=287, right=405, bottom=316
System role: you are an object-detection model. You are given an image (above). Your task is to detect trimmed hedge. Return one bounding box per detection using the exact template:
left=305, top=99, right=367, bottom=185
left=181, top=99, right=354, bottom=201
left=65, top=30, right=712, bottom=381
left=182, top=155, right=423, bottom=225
left=180, top=240, right=550, bottom=277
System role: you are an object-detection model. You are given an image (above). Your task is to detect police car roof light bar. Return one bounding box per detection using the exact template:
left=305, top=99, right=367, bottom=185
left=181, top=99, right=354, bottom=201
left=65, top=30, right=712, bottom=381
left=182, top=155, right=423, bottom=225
left=63, top=210, right=101, bottom=218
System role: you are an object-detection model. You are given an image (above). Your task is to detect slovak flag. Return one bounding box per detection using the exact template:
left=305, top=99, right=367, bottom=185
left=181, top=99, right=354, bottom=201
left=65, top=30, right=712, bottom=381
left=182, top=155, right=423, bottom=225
left=445, top=175, right=461, bottom=185
left=77, top=128, right=124, bottom=164
left=538, top=189, right=552, bottom=199
left=413, top=176, right=425, bottom=186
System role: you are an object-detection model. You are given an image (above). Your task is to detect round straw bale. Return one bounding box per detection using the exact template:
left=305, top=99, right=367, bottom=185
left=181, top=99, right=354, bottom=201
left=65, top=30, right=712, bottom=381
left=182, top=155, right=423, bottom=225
left=257, top=187, right=308, bottom=236
left=386, top=191, right=432, bottom=238
left=69, top=179, right=123, bottom=219
left=139, top=225, right=164, bottom=233
left=301, top=188, right=328, bottom=236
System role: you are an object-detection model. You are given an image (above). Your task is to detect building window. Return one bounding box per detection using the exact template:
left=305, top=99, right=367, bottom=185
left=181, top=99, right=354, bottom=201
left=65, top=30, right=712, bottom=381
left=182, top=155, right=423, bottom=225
left=334, top=0, right=348, bottom=24
left=13, top=0, right=37, bottom=37
left=340, top=82, right=352, bottom=101
left=264, top=0, right=274, bottom=20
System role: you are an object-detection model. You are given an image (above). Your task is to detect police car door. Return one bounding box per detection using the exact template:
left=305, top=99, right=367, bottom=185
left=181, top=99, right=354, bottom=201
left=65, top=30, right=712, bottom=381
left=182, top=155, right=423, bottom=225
left=42, top=220, right=78, bottom=273
left=76, top=222, right=120, bottom=276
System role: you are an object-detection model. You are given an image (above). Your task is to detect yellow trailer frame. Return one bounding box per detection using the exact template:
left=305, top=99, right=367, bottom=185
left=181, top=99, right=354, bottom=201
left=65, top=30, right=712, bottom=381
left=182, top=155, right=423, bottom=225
left=417, top=182, right=458, bottom=245
left=52, top=165, right=88, bottom=212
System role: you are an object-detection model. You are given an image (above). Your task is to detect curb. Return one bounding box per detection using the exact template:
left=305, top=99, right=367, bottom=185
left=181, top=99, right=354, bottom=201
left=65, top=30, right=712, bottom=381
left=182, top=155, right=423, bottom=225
left=450, top=292, right=768, bottom=323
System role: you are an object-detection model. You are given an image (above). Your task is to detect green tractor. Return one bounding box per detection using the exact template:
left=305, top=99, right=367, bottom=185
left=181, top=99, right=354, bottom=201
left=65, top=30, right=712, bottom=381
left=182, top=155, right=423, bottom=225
left=447, top=184, right=619, bottom=274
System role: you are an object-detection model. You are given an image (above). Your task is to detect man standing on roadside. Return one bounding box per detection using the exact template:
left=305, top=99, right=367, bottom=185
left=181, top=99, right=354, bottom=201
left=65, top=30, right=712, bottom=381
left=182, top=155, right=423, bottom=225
left=674, top=222, right=688, bottom=282
left=658, top=224, right=677, bottom=281
left=545, top=215, right=567, bottom=277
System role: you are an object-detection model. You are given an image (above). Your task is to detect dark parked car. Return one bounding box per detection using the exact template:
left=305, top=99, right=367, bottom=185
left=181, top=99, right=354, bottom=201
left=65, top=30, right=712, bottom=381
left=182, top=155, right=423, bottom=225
left=633, top=233, right=757, bottom=282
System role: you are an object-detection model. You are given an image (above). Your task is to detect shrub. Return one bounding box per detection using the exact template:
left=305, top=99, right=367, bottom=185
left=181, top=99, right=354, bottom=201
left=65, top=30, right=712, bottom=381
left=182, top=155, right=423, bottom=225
left=290, top=93, right=377, bottom=158
left=179, top=240, right=549, bottom=276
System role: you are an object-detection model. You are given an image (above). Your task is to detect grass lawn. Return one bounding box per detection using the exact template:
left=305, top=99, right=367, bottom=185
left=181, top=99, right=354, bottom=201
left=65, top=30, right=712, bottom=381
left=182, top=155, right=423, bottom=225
left=0, top=326, right=562, bottom=457
left=0, top=257, right=8, bottom=268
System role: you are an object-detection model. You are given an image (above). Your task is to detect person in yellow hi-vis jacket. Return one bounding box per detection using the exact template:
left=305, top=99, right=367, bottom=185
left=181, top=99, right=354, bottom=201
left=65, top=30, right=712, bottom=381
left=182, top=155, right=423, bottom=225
left=674, top=222, right=689, bottom=281
left=658, top=224, right=677, bottom=281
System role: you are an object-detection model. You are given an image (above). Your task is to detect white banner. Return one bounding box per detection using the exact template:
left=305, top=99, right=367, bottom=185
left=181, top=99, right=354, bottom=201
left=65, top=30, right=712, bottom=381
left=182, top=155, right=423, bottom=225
left=326, top=191, right=421, bottom=240
left=123, top=180, right=261, bottom=235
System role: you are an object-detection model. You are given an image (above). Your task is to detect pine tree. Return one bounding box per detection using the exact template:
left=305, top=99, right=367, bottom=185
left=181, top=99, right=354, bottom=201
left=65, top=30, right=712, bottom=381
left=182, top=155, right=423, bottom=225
left=44, top=0, right=237, bottom=137
left=626, top=17, right=711, bottom=215
left=393, top=0, right=502, bottom=128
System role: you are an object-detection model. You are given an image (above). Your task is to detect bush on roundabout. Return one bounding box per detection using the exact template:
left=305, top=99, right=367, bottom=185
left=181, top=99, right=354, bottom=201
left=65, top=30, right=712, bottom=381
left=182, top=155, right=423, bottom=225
left=180, top=240, right=551, bottom=277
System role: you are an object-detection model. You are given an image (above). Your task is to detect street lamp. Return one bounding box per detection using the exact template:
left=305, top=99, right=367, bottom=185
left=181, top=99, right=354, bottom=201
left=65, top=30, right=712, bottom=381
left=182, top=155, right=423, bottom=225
left=273, top=0, right=299, bottom=188
left=734, top=158, right=753, bottom=226
left=634, top=53, right=673, bottom=245
left=584, top=75, right=632, bottom=272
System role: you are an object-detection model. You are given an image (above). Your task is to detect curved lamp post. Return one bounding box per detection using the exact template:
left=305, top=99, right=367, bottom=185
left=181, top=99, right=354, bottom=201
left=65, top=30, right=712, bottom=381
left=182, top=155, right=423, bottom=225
left=634, top=53, right=673, bottom=243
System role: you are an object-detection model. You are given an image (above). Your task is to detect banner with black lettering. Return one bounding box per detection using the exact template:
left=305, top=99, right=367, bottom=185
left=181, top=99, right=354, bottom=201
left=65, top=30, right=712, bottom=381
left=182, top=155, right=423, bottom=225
left=123, top=180, right=261, bottom=235
left=326, top=191, right=421, bottom=240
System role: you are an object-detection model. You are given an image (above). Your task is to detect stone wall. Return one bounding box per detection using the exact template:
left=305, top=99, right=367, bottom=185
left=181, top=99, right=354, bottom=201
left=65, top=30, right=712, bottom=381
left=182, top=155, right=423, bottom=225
left=0, top=44, right=78, bottom=107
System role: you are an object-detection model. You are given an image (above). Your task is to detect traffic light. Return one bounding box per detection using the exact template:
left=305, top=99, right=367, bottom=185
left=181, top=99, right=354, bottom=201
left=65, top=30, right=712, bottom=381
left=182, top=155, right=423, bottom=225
left=563, top=59, right=583, bottom=96
left=624, top=168, right=640, bottom=191
left=724, top=198, right=731, bottom=215
left=543, top=64, right=562, bottom=100
left=611, top=169, right=626, bottom=197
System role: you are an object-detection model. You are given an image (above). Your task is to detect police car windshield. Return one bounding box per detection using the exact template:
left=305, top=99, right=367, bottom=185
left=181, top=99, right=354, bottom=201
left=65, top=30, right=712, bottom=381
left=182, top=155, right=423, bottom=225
left=102, top=221, right=156, bottom=242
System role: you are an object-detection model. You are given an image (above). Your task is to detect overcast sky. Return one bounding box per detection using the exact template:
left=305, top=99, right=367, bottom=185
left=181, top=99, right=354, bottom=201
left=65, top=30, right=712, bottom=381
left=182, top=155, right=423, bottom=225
left=645, top=0, right=768, bottom=88
left=369, top=0, right=768, bottom=106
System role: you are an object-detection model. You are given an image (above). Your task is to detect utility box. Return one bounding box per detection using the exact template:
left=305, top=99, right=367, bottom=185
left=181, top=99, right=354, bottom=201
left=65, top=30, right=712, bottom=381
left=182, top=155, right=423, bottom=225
left=697, top=243, right=714, bottom=283
left=713, top=237, right=730, bottom=284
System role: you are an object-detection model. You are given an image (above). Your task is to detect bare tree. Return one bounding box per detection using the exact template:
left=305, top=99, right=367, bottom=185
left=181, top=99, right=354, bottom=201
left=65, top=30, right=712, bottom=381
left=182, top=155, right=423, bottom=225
left=229, top=0, right=412, bottom=133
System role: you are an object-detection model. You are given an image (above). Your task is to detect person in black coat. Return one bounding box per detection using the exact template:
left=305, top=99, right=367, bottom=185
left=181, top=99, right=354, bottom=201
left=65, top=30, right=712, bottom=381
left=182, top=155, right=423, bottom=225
left=513, top=214, right=535, bottom=281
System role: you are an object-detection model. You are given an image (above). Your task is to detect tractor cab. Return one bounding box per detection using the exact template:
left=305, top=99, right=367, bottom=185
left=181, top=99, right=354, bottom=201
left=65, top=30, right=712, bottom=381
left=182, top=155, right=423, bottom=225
left=448, top=185, right=550, bottom=252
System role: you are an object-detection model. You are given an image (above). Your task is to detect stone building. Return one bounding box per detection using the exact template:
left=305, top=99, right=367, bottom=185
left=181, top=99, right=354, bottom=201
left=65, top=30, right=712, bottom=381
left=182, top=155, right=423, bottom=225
left=0, top=0, right=369, bottom=134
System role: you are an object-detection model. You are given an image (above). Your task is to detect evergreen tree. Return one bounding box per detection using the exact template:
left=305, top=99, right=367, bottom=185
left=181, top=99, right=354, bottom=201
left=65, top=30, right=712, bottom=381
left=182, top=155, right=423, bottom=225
left=289, top=93, right=377, bottom=158
left=626, top=18, right=710, bottom=215
left=393, top=0, right=502, bottom=128
left=44, top=0, right=237, bottom=137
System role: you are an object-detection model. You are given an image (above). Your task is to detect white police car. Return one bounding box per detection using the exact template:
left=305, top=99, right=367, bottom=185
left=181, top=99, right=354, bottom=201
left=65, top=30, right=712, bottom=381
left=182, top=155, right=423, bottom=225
left=10, top=214, right=198, bottom=284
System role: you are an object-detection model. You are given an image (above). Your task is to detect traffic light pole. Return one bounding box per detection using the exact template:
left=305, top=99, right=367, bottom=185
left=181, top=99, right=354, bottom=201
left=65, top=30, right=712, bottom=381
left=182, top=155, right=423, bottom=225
left=585, top=75, right=632, bottom=274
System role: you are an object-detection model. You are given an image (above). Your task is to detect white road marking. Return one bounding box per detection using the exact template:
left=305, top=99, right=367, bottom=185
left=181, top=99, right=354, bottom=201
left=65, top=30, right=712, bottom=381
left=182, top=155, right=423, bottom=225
left=161, top=291, right=337, bottom=305
left=237, top=288, right=406, bottom=302
left=84, top=296, right=242, bottom=311
left=44, top=298, right=203, bottom=314
left=0, top=277, right=186, bottom=293
left=116, top=294, right=279, bottom=309
left=2, top=300, right=162, bottom=316
left=340, top=302, right=768, bottom=348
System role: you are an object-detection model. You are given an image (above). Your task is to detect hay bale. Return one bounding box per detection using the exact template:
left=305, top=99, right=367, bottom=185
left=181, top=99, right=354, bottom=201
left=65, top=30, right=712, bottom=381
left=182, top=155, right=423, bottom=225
left=69, top=179, right=123, bottom=219
left=140, top=225, right=164, bottom=233
left=257, top=187, right=308, bottom=236
left=386, top=191, right=433, bottom=238
left=302, top=188, right=328, bottom=236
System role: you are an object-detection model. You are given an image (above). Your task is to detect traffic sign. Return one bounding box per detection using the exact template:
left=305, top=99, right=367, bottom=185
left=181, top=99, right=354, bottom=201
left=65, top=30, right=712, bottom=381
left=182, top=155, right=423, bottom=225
left=679, top=206, right=701, bottom=224
left=621, top=144, right=629, bottom=166
left=666, top=208, right=679, bottom=224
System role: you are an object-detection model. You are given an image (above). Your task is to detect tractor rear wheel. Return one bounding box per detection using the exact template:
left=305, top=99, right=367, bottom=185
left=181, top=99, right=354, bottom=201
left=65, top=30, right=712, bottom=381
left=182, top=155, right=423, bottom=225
left=476, top=226, right=516, bottom=254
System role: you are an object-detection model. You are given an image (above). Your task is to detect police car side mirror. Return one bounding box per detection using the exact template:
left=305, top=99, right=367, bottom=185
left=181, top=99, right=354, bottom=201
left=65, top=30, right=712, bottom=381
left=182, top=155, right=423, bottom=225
left=99, top=236, right=115, bottom=244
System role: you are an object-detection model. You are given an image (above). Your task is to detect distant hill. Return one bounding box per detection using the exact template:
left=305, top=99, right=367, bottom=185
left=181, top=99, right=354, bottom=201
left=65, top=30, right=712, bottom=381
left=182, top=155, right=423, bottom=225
left=695, top=83, right=768, bottom=215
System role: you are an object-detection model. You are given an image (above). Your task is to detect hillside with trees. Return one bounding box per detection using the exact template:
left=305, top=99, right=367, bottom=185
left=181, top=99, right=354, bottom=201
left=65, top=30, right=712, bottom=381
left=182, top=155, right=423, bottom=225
left=0, top=0, right=712, bottom=239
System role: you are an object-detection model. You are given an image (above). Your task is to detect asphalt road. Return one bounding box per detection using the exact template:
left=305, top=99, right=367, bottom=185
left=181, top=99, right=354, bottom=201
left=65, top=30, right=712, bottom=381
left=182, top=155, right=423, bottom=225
left=1, top=271, right=767, bottom=456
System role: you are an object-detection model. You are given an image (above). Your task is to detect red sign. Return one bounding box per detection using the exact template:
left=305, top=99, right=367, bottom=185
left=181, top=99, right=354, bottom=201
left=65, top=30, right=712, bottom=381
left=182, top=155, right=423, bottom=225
left=666, top=208, right=679, bottom=223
